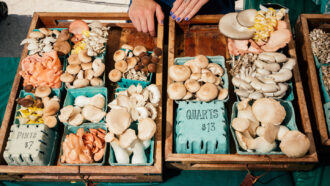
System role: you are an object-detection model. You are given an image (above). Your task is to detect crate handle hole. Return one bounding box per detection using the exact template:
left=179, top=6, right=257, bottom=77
left=215, top=140, right=219, bottom=149
left=201, top=140, right=204, bottom=150
left=186, top=140, right=190, bottom=149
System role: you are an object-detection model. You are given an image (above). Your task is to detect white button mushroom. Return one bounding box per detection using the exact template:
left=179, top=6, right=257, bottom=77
left=169, top=65, right=191, bottom=82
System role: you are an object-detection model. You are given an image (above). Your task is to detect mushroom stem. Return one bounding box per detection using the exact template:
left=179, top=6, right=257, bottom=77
left=110, top=138, right=130, bottom=164
left=131, top=140, right=147, bottom=164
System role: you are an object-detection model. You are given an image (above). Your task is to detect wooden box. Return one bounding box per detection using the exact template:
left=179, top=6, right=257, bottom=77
left=0, top=12, right=163, bottom=182
left=295, top=14, right=330, bottom=157
left=165, top=14, right=318, bottom=171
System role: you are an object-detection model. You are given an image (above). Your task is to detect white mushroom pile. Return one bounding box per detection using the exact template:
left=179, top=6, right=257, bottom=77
left=82, top=21, right=109, bottom=56
left=105, top=84, right=160, bottom=164
left=229, top=52, right=296, bottom=99
left=167, top=55, right=228, bottom=102
left=309, top=29, right=330, bottom=64
left=109, top=45, right=162, bottom=82
left=21, top=28, right=71, bottom=56
left=232, top=98, right=310, bottom=158
left=58, top=94, right=106, bottom=126
left=60, top=57, right=105, bottom=88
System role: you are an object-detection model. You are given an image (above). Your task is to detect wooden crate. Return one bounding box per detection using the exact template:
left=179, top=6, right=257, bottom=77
left=295, top=14, right=330, bottom=156
left=0, top=12, right=163, bottom=182
left=165, top=14, right=318, bottom=170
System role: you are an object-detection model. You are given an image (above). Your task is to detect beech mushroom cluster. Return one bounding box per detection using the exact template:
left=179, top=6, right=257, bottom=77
left=167, top=55, right=228, bottom=101
left=220, top=8, right=291, bottom=56
left=229, top=52, right=296, bottom=100
left=61, top=128, right=106, bottom=164
left=58, top=94, right=106, bottom=126
left=21, top=28, right=71, bottom=56
left=17, top=85, right=59, bottom=128
left=61, top=56, right=105, bottom=88
left=232, top=98, right=310, bottom=157
left=105, top=84, right=160, bottom=164
left=109, top=45, right=162, bottom=82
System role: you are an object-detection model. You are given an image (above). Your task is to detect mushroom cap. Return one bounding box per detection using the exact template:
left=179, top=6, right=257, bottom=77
left=90, top=94, right=105, bottom=109
left=196, top=83, right=218, bottom=102
left=39, top=28, right=52, bottom=36
left=119, top=128, right=137, bottom=148
left=84, top=69, right=94, bottom=80
left=277, top=125, right=289, bottom=141
left=90, top=77, right=103, bottom=86
left=58, top=105, right=74, bottom=123
left=106, top=109, right=132, bottom=135
left=73, top=79, right=90, bottom=88
left=68, top=53, right=82, bottom=65
left=169, top=65, right=191, bottom=82
left=208, top=63, right=224, bottom=76
left=78, top=49, right=92, bottom=63
left=121, top=44, right=134, bottom=51
left=184, top=79, right=200, bottom=93
left=43, top=115, right=57, bottom=128
left=66, top=64, right=81, bottom=75
left=108, top=69, right=122, bottom=82
left=35, top=85, right=51, bottom=98
left=236, top=9, right=257, bottom=27
left=127, top=57, right=138, bottom=70
left=133, top=46, right=147, bottom=56
left=219, top=12, right=255, bottom=39
left=53, top=41, right=71, bottom=55
left=252, top=98, right=286, bottom=125
left=92, top=58, right=105, bottom=77
left=232, top=118, right=250, bottom=132
left=29, top=31, right=44, bottom=39
left=235, top=131, right=253, bottom=150
left=218, top=88, right=228, bottom=100
left=57, top=29, right=70, bottom=41
left=250, top=136, right=276, bottom=153
left=68, top=113, right=84, bottom=126
left=190, top=73, right=201, bottom=80
left=279, top=131, right=310, bottom=158
left=82, top=105, right=106, bottom=123
left=81, top=62, right=92, bottom=70
left=182, top=92, right=193, bottom=100
left=262, top=123, right=280, bottom=143
left=167, top=82, right=187, bottom=100
left=195, top=55, right=209, bottom=68
left=115, top=60, right=128, bottom=72
left=184, top=59, right=201, bottom=73
left=60, top=72, right=75, bottom=83
left=138, top=118, right=156, bottom=141
left=113, top=50, right=126, bottom=62
left=43, top=100, right=60, bottom=116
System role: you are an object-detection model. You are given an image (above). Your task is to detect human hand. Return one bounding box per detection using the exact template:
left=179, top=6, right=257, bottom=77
left=129, top=0, right=164, bottom=36
left=170, top=0, right=209, bottom=22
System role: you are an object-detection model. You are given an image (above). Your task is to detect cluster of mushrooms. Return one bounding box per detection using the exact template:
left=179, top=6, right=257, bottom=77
left=61, top=128, right=106, bottom=164
left=17, top=85, right=60, bottom=128
left=109, top=45, right=162, bottom=82
left=321, top=65, right=330, bottom=94
left=229, top=52, right=295, bottom=99
left=310, top=29, right=330, bottom=64
left=58, top=94, right=106, bottom=126
left=167, top=55, right=228, bottom=101
left=61, top=55, right=105, bottom=88
left=220, top=8, right=291, bottom=55
left=105, top=84, right=160, bottom=164
left=232, top=98, right=310, bottom=158
left=21, top=28, right=71, bottom=56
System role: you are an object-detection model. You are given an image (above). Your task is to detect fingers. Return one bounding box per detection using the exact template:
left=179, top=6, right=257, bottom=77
left=155, top=4, right=164, bottom=25
left=170, top=0, right=184, bottom=16
left=185, top=0, right=207, bottom=21
left=176, top=0, right=199, bottom=22
left=139, top=17, right=148, bottom=33
left=146, top=13, right=155, bottom=36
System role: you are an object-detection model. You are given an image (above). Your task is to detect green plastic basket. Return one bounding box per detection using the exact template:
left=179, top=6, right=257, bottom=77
left=318, top=64, right=330, bottom=103
left=63, top=87, right=107, bottom=125
left=14, top=89, right=61, bottom=128
left=174, top=100, right=229, bottom=154
left=230, top=100, right=298, bottom=155
left=323, top=102, right=330, bottom=136
left=174, top=56, right=229, bottom=102
left=109, top=87, right=155, bottom=166
left=59, top=123, right=107, bottom=166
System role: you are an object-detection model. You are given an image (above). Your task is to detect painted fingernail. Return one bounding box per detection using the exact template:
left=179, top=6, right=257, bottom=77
left=176, top=17, right=181, bottom=22
left=185, top=17, right=189, bottom=21
left=161, top=20, right=164, bottom=24
left=170, top=11, right=173, bottom=16
left=172, top=15, right=176, bottom=19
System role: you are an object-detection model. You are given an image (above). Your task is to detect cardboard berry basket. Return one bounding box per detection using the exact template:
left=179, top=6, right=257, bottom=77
left=0, top=12, right=163, bottom=182
left=165, top=14, right=318, bottom=171
left=295, top=14, right=330, bottom=160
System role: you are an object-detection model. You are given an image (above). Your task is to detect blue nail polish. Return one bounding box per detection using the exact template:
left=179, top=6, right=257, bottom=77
left=185, top=17, right=189, bottom=21
left=170, top=11, right=173, bottom=16
left=177, top=17, right=181, bottom=21
left=172, top=15, right=176, bottom=19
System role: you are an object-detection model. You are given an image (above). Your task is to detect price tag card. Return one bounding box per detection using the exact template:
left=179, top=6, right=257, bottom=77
left=175, top=101, right=229, bottom=154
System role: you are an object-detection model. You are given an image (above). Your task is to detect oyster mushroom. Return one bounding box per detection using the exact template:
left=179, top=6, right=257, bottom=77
left=29, top=31, right=44, bottom=39
left=249, top=136, right=276, bottom=153
left=236, top=9, right=257, bottom=27
left=81, top=62, right=92, bottom=70
left=84, top=69, right=94, bottom=80
left=109, top=69, right=122, bottom=82
left=119, top=128, right=137, bottom=149
left=219, top=12, right=255, bottom=39
left=73, top=79, right=90, bottom=88
left=35, top=85, right=51, bottom=98
left=108, top=134, right=130, bottom=164
left=279, top=131, right=310, bottom=158
left=58, top=105, right=74, bottom=123
left=68, top=53, right=82, bottom=65
left=78, top=50, right=92, bottom=63
left=196, top=83, right=218, bottom=102
left=131, top=139, right=147, bottom=164
left=43, top=99, right=60, bottom=116
left=252, top=98, right=286, bottom=125
left=167, top=82, right=187, bottom=100
left=60, top=72, right=75, bottom=83
left=106, top=108, right=131, bottom=135
left=53, top=40, right=71, bottom=55
left=169, top=65, right=191, bottom=82
left=67, top=64, right=81, bottom=75
left=82, top=105, right=106, bottom=123
left=138, top=118, right=156, bottom=141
